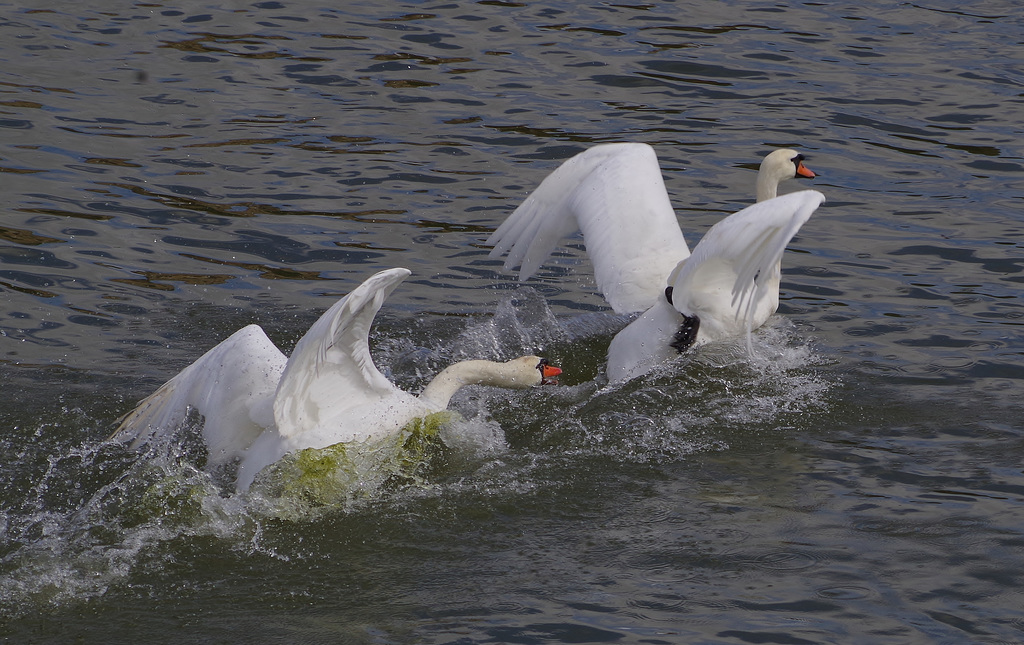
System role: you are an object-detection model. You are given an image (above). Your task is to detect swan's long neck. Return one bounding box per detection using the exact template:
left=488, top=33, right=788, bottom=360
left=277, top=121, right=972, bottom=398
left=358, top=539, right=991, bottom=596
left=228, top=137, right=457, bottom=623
left=756, top=149, right=810, bottom=202
left=418, top=360, right=533, bottom=409
left=755, top=170, right=780, bottom=203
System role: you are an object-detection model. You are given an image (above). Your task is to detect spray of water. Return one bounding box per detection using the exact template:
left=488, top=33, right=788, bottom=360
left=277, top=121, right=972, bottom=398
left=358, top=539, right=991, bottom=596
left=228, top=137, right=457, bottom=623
left=0, top=290, right=832, bottom=616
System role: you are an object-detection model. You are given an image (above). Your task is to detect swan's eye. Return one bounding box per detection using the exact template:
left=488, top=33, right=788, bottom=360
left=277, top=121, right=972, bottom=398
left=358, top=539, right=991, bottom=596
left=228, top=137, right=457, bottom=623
left=791, top=154, right=816, bottom=179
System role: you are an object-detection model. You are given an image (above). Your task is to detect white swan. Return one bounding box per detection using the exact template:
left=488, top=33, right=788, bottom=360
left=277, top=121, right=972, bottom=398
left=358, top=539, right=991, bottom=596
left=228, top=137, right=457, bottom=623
left=486, top=143, right=824, bottom=381
left=111, top=268, right=562, bottom=491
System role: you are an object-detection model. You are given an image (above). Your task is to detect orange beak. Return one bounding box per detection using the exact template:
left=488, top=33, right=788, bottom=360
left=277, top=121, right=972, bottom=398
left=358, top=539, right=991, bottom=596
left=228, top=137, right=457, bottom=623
left=795, top=159, right=816, bottom=179
left=540, top=363, right=562, bottom=384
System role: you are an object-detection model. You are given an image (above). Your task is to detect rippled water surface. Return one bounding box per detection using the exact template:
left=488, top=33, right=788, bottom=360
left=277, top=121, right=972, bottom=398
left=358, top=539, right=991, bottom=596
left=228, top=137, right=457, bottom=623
left=3, top=1, right=1024, bottom=643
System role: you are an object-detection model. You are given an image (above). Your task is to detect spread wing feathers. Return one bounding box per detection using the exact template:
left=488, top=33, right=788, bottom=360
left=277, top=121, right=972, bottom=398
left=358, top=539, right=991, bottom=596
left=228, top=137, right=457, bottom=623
left=272, top=267, right=411, bottom=439
left=669, top=190, right=825, bottom=341
left=487, top=142, right=689, bottom=314
left=110, top=325, right=287, bottom=465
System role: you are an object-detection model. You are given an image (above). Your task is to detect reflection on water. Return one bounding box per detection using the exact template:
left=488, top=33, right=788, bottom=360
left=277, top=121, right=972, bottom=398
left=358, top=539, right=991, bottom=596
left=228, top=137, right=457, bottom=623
left=3, top=0, right=1024, bottom=642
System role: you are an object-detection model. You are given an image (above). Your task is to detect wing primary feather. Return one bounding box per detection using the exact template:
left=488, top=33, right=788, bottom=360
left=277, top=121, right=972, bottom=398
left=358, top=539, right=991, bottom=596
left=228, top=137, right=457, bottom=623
left=666, top=190, right=824, bottom=354
left=727, top=191, right=824, bottom=352
left=486, top=143, right=689, bottom=314
left=109, top=324, right=287, bottom=463
left=272, top=268, right=410, bottom=439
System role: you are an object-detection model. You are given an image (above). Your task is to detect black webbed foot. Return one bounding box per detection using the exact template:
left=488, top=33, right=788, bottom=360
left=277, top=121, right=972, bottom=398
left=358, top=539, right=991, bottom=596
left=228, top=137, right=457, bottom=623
left=669, top=314, right=700, bottom=353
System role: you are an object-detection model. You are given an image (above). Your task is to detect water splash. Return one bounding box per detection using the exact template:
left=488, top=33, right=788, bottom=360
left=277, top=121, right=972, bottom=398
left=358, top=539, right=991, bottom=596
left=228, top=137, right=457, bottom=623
left=0, top=434, right=237, bottom=617
left=450, top=287, right=571, bottom=361
left=250, top=411, right=467, bottom=517
left=467, top=314, right=834, bottom=467
left=0, top=292, right=833, bottom=618
left=0, top=408, right=506, bottom=618
left=404, top=291, right=834, bottom=465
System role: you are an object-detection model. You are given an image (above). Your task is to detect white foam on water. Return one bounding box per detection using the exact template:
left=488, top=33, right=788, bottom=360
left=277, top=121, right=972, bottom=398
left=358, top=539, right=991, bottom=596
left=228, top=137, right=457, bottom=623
left=0, top=428, right=249, bottom=616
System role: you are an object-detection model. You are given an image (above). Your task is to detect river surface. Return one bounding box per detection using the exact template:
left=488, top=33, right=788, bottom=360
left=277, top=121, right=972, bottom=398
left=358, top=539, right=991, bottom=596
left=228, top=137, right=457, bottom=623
left=3, top=1, right=1024, bottom=643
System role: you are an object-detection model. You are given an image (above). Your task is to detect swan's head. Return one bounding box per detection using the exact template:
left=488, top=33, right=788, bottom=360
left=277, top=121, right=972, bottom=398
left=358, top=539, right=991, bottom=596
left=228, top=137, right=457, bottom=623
left=760, top=149, right=816, bottom=182
left=508, top=355, right=562, bottom=387
left=756, top=149, right=816, bottom=202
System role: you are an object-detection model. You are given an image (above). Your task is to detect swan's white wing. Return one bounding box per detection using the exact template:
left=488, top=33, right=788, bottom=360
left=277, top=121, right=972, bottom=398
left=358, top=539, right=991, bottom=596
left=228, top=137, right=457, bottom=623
left=111, top=324, right=286, bottom=465
left=668, top=190, right=825, bottom=342
left=273, top=267, right=410, bottom=439
left=486, top=142, right=689, bottom=314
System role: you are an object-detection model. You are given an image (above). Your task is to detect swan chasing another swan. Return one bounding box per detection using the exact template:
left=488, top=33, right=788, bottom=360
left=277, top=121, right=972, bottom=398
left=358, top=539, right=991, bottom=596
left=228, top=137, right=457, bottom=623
left=111, top=268, right=562, bottom=491
left=486, top=143, right=824, bottom=382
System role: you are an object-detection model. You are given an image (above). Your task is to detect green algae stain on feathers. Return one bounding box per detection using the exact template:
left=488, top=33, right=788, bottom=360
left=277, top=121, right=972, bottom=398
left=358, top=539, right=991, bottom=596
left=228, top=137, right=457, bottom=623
left=252, top=411, right=457, bottom=510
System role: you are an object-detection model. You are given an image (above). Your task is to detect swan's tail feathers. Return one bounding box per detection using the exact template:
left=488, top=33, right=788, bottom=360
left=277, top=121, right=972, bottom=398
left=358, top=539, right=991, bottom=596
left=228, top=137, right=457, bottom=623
left=273, top=268, right=410, bottom=439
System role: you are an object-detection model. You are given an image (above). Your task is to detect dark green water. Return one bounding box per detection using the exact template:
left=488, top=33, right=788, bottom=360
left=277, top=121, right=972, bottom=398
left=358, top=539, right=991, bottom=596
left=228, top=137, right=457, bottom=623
left=2, top=1, right=1023, bottom=642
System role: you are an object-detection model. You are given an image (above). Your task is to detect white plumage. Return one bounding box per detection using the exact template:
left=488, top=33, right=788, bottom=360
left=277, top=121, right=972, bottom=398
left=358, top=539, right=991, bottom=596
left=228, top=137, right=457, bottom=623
left=487, top=143, right=823, bottom=381
left=112, top=268, right=561, bottom=490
